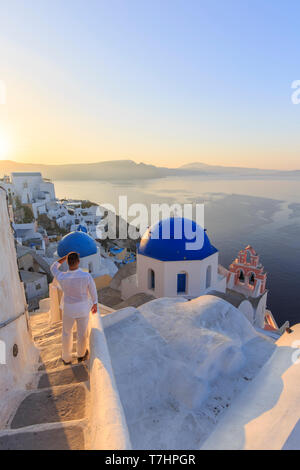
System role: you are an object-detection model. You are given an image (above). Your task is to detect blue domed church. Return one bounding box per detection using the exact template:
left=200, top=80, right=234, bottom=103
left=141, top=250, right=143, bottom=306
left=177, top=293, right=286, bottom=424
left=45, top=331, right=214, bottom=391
left=122, top=217, right=226, bottom=299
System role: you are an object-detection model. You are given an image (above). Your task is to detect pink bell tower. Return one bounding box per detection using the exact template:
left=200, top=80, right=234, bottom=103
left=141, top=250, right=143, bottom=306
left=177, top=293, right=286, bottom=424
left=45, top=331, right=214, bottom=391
left=227, top=245, right=267, bottom=298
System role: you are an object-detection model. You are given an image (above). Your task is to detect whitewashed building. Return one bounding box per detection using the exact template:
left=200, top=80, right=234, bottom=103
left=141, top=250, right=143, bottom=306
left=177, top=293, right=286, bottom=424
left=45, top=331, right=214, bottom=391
left=120, top=217, right=281, bottom=334
left=11, top=172, right=55, bottom=205
left=20, top=270, right=48, bottom=306
left=121, top=217, right=226, bottom=299
left=0, top=172, right=56, bottom=218
left=0, top=188, right=38, bottom=426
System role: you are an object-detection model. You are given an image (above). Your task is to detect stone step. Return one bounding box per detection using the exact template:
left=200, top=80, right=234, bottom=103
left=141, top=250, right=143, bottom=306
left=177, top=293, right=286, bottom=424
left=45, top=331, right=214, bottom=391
left=31, top=319, right=61, bottom=330
left=35, top=335, right=63, bottom=349
left=34, top=328, right=63, bottom=342
left=39, top=342, right=77, bottom=363
left=38, top=355, right=88, bottom=371
left=36, top=333, right=77, bottom=350
left=38, top=364, right=89, bottom=389
left=8, top=314, right=91, bottom=449
left=0, top=422, right=85, bottom=450
left=10, top=384, right=88, bottom=429
left=30, top=318, right=56, bottom=334
left=30, top=313, right=50, bottom=325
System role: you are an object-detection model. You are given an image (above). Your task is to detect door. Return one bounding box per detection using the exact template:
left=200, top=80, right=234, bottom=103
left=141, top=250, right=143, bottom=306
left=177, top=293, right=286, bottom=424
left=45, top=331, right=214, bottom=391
left=177, top=273, right=187, bottom=294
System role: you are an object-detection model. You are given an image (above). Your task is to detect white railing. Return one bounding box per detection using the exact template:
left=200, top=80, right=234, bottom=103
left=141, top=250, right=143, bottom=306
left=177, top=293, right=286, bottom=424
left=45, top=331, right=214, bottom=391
left=88, top=311, right=132, bottom=450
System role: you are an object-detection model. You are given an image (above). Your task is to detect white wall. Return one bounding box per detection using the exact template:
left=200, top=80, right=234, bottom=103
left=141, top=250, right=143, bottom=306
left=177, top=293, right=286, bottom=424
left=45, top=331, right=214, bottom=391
left=11, top=173, right=42, bottom=201
left=88, top=312, right=132, bottom=449
left=39, top=181, right=56, bottom=200
left=238, top=300, right=255, bottom=324
left=11, top=173, right=55, bottom=204
left=31, top=202, right=47, bottom=218
left=137, top=255, right=166, bottom=298
left=254, top=292, right=268, bottom=329
left=137, top=252, right=220, bottom=298
left=77, top=249, right=102, bottom=276
left=0, top=189, right=38, bottom=426
left=164, top=252, right=219, bottom=297
left=24, top=274, right=48, bottom=300
left=121, top=274, right=140, bottom=300
left=201, top=324, right=300, bottom=450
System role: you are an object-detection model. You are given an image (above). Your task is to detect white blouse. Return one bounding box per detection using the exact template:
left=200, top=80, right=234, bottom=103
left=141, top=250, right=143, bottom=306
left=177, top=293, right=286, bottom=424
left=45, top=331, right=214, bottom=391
left=51, top=261, right=98, bottom=318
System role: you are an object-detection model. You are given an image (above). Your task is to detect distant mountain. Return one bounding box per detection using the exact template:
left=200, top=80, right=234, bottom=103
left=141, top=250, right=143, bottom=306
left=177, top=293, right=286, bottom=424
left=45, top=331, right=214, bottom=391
left=0, top=159, right=173, bottom=181
left=179, top=162, right=299, bottom=176
left=0, top=159, right=299, bottom=181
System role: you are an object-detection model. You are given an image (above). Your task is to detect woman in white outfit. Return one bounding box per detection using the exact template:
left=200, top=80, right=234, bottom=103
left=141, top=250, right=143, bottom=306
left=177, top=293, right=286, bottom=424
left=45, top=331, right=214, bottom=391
left=51, top=252, right=98, bottom=365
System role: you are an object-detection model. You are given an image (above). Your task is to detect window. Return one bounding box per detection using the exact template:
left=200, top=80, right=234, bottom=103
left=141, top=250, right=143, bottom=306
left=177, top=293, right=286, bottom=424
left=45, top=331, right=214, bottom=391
left=206, top=265, right=212, bottom=289
left=149, top=269, right=155, bottom=290
left=249, top=272, right=255, bottom=286
left=177, top=272, right=187, bottom=294
left=238, top=270, right=245, bottom=283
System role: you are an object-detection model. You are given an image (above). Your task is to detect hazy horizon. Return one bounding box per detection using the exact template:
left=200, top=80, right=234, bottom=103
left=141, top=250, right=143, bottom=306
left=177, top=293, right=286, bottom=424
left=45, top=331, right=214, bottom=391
left=1, top=1, right=300, bottom=170
left=1, top=157, right=300, bottom=172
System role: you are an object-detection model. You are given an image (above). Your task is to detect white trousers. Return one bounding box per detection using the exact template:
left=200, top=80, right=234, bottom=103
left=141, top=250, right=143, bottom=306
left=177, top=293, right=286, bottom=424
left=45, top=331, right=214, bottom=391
left=62, top=313, right=89, bottom=363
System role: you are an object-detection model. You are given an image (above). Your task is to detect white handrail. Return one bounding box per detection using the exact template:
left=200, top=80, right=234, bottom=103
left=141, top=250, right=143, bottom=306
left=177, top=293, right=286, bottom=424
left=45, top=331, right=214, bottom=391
left=89, top=311, right=132, bottom=450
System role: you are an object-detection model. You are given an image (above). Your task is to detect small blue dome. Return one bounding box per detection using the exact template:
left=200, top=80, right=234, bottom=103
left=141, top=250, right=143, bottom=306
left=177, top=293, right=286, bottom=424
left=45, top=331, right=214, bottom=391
left=138, top=217, right=217, bottom=261
left=58, top=231, right=97, bottom=258
left=77, top=225, right=88, bottom=233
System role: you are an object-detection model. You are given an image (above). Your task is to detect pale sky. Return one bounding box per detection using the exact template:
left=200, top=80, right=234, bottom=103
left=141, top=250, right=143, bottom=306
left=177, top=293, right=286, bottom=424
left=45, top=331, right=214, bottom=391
left=0, top=0, right=300, bottom=169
